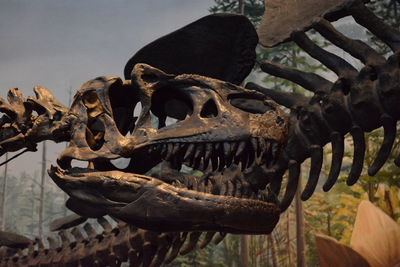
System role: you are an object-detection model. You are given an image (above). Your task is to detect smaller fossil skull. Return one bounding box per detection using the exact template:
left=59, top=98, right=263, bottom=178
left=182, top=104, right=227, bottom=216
left=50, top=64, right=288, bottom=234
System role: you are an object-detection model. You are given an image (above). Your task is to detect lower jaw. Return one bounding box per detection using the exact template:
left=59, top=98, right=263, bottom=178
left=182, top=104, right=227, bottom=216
left=49, top=167, right=280, bottom=234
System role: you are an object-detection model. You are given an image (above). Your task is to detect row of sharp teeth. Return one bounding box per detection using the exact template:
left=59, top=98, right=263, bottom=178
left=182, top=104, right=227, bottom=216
left=171, top=176, right=278, bottom=203
left=147, top=137, right=279, bottom=172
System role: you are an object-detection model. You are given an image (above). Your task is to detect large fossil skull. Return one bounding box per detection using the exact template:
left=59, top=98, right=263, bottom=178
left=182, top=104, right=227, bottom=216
left=50, top=64, right=288, bottom=234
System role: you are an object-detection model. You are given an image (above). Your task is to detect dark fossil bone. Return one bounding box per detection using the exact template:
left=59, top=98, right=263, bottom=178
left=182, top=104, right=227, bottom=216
left=0, top=216, right=228, bottom=267
left=0, top=86, right=72, bottom=157
left=49, top=62, right=287, bottom=234
left=0, top=2, right=400, bottom=265
left=0, top=14, right=285, bottom=265
left=0, top=165, right=281, bottom=266
left=249, top=0, right=400, bottom=210
left=0, top=14, right=288, bottom=237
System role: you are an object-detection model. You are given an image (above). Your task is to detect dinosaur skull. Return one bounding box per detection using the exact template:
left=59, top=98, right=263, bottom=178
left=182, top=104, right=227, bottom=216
left=50, top=64, right=288, bottom=234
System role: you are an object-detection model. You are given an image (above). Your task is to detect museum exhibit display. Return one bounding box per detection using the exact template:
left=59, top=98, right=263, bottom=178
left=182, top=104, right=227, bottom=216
left=0, top=0, right=399, bottom=265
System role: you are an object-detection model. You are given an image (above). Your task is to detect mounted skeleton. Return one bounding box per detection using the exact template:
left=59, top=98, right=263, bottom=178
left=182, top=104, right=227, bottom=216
left=0, top=0, right=399, bottom=266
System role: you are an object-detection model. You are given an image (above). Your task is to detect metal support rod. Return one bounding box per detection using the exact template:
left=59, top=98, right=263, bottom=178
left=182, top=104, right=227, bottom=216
left=240, top=235, right=249, bottom=267
left=295, top=173, right=305, bottom=267
left=39, top=142, right=46, bottom=238
left=0, top=153, right=8, bottom=231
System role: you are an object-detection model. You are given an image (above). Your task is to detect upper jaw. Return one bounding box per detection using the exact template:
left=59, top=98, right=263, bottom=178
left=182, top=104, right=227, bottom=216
left=49, top=166, right=280, bottom=234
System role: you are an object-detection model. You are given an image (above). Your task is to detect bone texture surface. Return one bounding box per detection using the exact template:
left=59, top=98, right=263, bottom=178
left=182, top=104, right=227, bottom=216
left=0, top=2, right=399, bottom=266
left=0, top=216, right=227, bottom=267
left=248, top=0, right=400, bottom=210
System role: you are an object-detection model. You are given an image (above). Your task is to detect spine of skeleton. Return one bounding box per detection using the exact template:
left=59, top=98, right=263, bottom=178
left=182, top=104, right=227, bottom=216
left=0, top=216, right=226, bottom=267
left=247, top=0, right=400, bottom=211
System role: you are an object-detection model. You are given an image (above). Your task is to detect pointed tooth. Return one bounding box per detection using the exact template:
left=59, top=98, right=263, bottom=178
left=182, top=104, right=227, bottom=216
left=193, top=144, right=204, bottom=170
left=259, top=191, right=266, bottom=201
left=214, top=142, right=221, bottom=151
left=240, top=152, right=248, bottom=171
left=226, top=157, right=233, bottom=168
left=250, top=138, right=259, bottom=156
left=175, top=143, right=187, bottom=164
left=219, top=181, right=227, bottom=195
left=247, top=149, right=255, bottom=168
left=161, top=144, right=168, bottom=158
left=265, top=141, right=274, bottom=167
left=224, top=182, right=231, bottom=196
left=191, top=178, right=199, bottom=189
left=172, top=181, right=183, bottom=188
left=234, top=180, right=241, bottom=197
left=184, top=177, right=192, bottom=189
left=257, top=190, right=263, bottom=201
left=242, top=181, right=251, bottom=198
left=271, top=142, right=279, bottom=162
left=234, top=154, right=241, bottom=165
left=177, top=180, right=185, bottom=188
left=192, top=156, right=201, bottom=170
left=213, top=143, right=224, bottom=171
left=218, top=156, right=225, bottom=172
left=202, top=158, right=210, bottom=171
left=182, top=177, right=190, bottom=188
left=223, top=142, right=232, bottom=158
left=192, top=178, right=199, bottom=191
left=235, top=141, right=246, bottom=157
left=204, top=143, right=213, bottom=162
left=231, top=142, right=239, bottom=157
left=172, top=157, right=182, bottom=170
left=198, top=180, right=206, bottom=192
left=184, top=143, right=195, bottom=161
left=211, top=154, right=219, bottom=171
left=188, top=178, right=197, bottom=190
left=198, top=157, right=205, bottom=171
left=214, top=177, right=223, bottom=195
left=227, top=181, right=235, bottom=196
left=205, top=180, right=213, bottom=193
left=259, top=138, right=266, bottom=157
left=224, top=142, right=234, bottom=168
left=209, top=177, right=219, bottom=195
left=180, top=142, right=187, bottom=151
left=200, top=232, right=216, bottom=249
left=152, top=144, right=162, bottom=154
left=172, top=142, right=181, bottom=155
left=166, top=143, right=174, bottom=160
left=194, top=144, right=204, bottom=159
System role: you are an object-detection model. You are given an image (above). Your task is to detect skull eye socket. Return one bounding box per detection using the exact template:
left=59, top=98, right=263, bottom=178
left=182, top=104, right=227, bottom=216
left=151, top=88, right=193, bottom=128
left=108, top=82, right=139, bottom=136
left=228, top=94, right=274, bottom=114
left=200, top=99, right=218, bottom=118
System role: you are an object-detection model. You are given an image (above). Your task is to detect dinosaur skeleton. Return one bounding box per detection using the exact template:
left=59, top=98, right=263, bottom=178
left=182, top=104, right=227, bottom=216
left=246, top=0, right=400, bottom=210
left=0, top=0, right=399, bottom=266
left=0, top=216, right=227, bottom=266
left=0, top=169, right=263, bottom=266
